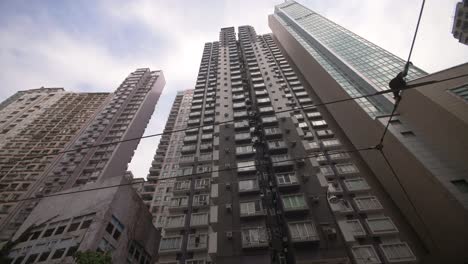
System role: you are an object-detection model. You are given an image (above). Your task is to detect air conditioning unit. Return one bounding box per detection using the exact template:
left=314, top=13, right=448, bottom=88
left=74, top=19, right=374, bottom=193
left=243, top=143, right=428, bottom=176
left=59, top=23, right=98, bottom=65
left=310, top=195, right=320, bottom=203
left=226, top=231, right=233, bottom=239
left=324, top=227, right=337, bottom=240
left=296, top=158, right=305, bottom=166
left=226, top=203, right=232, bottom=212
left=225, top=183, right=231, bottom=190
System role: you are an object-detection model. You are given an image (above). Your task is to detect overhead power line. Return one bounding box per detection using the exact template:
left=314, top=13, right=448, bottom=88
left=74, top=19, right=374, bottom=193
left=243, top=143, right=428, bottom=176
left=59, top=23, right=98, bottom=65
left=4, top=72, right=467, bottom=166
left=0, top=147, right=375, bottom=205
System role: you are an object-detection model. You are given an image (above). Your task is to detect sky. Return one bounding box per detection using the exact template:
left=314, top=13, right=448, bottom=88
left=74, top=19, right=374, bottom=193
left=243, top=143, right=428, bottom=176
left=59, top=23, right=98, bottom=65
left=1, top=0, right=467, bottom=179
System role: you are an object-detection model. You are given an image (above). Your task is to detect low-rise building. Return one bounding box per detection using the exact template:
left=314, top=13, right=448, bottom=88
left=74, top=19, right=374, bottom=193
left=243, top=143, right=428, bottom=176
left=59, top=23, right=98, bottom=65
left=6, top=176, right=160, bottom=264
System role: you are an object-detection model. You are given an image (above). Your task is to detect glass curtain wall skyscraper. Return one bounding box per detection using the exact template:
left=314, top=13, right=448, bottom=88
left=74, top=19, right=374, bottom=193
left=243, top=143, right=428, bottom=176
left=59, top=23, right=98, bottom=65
left=270, top=1, right=468, bottom=263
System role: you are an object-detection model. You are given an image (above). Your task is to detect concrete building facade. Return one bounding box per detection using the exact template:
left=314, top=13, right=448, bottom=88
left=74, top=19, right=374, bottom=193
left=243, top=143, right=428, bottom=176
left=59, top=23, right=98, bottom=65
left=0, top=68, right=165, bottom=245
left=148, top=25, right=425, bottom=264
left=452, top=0, right=468, bottom=45
left=270, top=1, right=468, bottom=262
left=139, top=90, right=194, bottom=229
left=0, top=88, right=111, bottom=242
left=6, top=176, right=160, bottom=264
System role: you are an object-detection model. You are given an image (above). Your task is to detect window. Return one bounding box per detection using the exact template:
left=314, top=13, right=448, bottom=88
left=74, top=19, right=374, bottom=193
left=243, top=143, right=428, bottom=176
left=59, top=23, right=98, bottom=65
left=366, top=217, right=398, bottom=235
left=451, top=179, right=468, bottom=193
left=282, top=195, right=307, bottom=210
left=343, top=219, right=366, bottom=237
left=197, top=165, right=211, bottom=174
left=187, top=234, right=208, bottom=250
left=380, top=242, right=416, bottom=262
left=190, top=213, right=209, bottom=226
left=240, top=200, right=264, bottom=216
left=194, top=178, right=210, bottom=189
left=236, top=145, right=254, bottom=155
left=319, top=166, right=334, bottom=176
left=128, top=241, right=151, bottom=264
left=322, top=139, right=341, bottom=148
left=174, top=180, right=190, bottom=191
left=267, top=140, right=286, bottom=150
left=238, top=179, right=258, bottom=192
left=51, top=248, right=66, bottom=259
left=67, top=222, right=80, bottom=232
left=54, top=226, right=66, bottom=235
left=66, top=246, right=78, bottom=257
left=159, top=236, right=182, bottom=251
left=351, top=245, right=381, bottom=264
left=311, top=120, right=327, bottom=127
left=98, top=238, right=115, bottom=252
left=186, top=259, right=206, bottom=264
left=165, top=215, right=185, bottom=228
left=105, top=215, right=124, bottom=240
left=24, top=253, right=38, bottom=264
left=288, top=221, right=319, bottom=241
left=237, top=160, right=256, bottom=173
left=177, top=167, right=193, bottom=176
left=261, top=116, right=277, bottom=124
left=276, top=172, right=298, bottom=186
left=38, top=251, right=51, bottom=262
left=193, top=194, right=209, bottom=206
left=42, top=228, right=55, bottom=238
left=235, top=132, right=251, bottom=142
left=335, top=163, right=358, bottom=175
left=449, top=85, right=468, bottom=102
left=241, top=227, right=268, bottom=247
left=170, top=197, right=188, bottom=207
left=81, top=219, right=92, bottom=229
left=344, top=178, right=370, bottom=192
left=354, top=196, right=383, bottom=211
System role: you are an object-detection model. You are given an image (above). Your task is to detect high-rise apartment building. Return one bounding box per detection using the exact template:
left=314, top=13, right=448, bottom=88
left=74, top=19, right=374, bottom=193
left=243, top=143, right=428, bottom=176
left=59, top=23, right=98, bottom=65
left=452, top=0, right=468, bottom=45
left=0, top=68, right=165, bottom=244
left=149, top=25, right=425, bottom=264
left=140, top=90, right=194, bottom=228
left=270, top=1, right=468, bottom=262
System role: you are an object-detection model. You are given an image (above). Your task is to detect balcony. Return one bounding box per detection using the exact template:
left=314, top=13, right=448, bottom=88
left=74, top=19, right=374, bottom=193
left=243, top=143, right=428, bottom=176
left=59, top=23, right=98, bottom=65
left=194, top=178, right=210, bottom=191
left=343, top=178, right=371, bottom=193
left=267, top=140, right=288, bottom=154
left=281, top=194, right=309, bottom=213
left=327, top=182, right=343, bottom=194
left=192, top=195, right=210, bottom=208
left=173, top=180, right=191, bottom=194
left=271, top=154, right=294, bottom=170
left=187, top=233, right=208, bottom=251
left=190, top=213, right=209, bottom=228
left=236, top=161, right=256, bottom=175
left=276, top=172, right=300, bottom=190
left=159, top=236, right=183, bottom=254
left=288, top=221, right=320, bottom=243
left=238, top=179, right=260, bottom=194
left=164, top=215, right=186, bottom=230
left=353, top=196, right=383, bottom=212
left=240, top=200, right=265, bottom=218
left=329, top=199, right=354, bottom=214
left=169, top=196, right=189, bottom=212
left=241, top=227, right=268, bottom=248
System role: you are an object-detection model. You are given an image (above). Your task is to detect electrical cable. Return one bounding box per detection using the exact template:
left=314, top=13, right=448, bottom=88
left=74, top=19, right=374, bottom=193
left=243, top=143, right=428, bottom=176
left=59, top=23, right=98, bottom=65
left=0, top=147, right=375, bottom=205
left=3, top=72, right=466, bottom=166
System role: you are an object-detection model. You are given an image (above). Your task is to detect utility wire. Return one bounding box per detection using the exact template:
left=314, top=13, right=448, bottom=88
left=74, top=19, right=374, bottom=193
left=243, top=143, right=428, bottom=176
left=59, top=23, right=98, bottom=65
left=0, top=147, right=375, bottom=205
left=374, top=0, right=438, bottom=252
left=377, top=148, right=438, bottom=251
left=377, top=97, right=401, bottom=148
left=3, top=72, right=466, bottom=166
left=405, top=0, right=425, bottom=69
